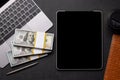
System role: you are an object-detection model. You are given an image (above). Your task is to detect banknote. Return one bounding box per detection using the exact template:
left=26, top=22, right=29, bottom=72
left=12, top=45, right=51, bottom=57
left=13, top=29, right=54, bottom=50
left=7, top=51, right=48, bottom=67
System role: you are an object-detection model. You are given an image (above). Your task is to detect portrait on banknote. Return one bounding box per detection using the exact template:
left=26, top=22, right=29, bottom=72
left=14, top=30, right=35, bottom=46
left=23, top=32, right=35, bottom=46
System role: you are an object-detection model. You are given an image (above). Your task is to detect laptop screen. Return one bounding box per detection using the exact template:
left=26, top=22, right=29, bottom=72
left=0, top=0, right=9, bottom=8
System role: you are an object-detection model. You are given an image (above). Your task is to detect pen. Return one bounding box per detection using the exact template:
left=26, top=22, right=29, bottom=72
left=6, top=62, right=38, bottom=75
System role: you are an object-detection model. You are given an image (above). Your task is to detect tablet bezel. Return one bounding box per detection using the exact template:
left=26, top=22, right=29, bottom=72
left=56, top=10, right=103, bottom=70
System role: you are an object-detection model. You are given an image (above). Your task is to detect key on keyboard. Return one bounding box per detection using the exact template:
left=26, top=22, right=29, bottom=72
left=0, top=0, right=41, bottom=45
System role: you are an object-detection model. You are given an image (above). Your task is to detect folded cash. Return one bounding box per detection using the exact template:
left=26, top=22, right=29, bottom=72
left=7, top=51, right=48, bottom=67
left=13, top=29, right=54, bottom=50
left=12, top=45, right=51, bottom=57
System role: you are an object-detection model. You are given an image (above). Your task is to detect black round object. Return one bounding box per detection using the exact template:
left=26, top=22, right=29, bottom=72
left=109, top=9, right=120, bottom=34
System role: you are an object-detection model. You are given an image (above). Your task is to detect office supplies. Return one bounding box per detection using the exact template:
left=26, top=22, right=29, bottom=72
left=56, top=11, right=103, bottom=70
left=6, top=62, right=38, bottom=75
left=0, top=0, right=53, bottom=68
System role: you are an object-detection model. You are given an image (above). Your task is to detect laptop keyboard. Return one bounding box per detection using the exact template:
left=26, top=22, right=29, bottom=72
left=0, top=0, right=41, bottom=45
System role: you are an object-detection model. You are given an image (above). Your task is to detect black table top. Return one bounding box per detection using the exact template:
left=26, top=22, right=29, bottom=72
left=1, top=0, right=120, bottom=80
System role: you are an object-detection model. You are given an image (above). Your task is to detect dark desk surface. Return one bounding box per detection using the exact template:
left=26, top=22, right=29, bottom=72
left=1, top=0, right=120, bottom=80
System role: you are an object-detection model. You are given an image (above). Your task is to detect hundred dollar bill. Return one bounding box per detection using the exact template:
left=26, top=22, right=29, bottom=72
left=7, top=51, right=48, bottom=67
left=13, top=29, right=54, bottom=50
left=12, top=45, right=51, bottom=57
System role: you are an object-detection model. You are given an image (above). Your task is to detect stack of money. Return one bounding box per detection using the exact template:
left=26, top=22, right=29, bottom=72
left=7, top=29, right=54, bottom=67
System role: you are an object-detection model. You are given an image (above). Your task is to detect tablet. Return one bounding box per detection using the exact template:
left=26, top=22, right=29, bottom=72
left=56, top=11, right=103, bottom=70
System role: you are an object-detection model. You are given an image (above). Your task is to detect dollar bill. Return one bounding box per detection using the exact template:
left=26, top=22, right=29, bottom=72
left=12, top=45, right=51, bottom=57
left=13, top=29, right=54, bottom=50
left=7, top=51, right=48, bottom=67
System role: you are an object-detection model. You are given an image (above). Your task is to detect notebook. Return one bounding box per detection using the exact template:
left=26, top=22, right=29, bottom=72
left=104, top=34, right=120, bottom=80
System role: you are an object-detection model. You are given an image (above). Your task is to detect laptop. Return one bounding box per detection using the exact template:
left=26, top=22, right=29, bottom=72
left=0, top=0, right=53, bottom=68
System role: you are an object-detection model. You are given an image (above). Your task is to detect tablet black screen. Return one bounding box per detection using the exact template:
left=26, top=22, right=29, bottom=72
left=57, top=11, right=102, bottom=70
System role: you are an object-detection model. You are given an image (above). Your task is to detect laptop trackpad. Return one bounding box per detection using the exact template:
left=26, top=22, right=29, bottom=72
left=27, top=11, right=53, bottom=32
